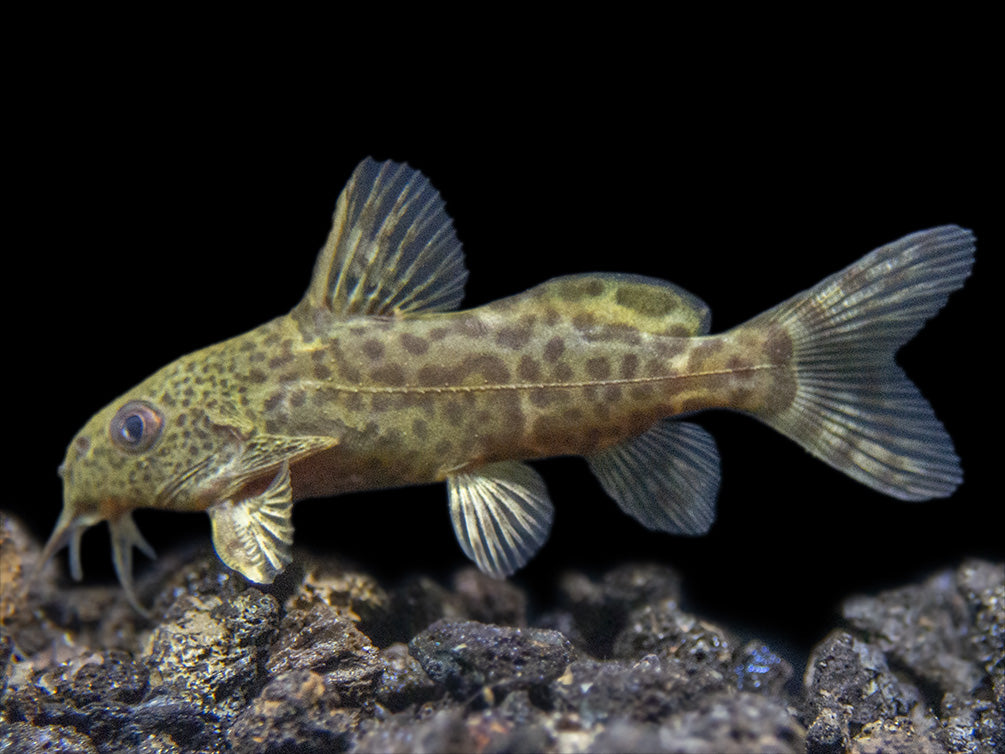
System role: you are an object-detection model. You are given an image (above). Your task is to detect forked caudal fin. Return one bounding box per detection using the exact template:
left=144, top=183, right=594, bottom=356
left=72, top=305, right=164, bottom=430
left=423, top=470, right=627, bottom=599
left=747, top=225, right=975, bottom=500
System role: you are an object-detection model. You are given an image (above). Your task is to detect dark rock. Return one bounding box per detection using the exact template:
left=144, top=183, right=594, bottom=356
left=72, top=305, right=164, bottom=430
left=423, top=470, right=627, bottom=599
left=266, top=602, right=382, bottom=705
left=143, top=588, right=280, bottom=720
left=388, top=575, right=466, bottom=642
left=287, top=559, right=394, bottom=645
left=353, top=708, right=474, bottom=754
left=0, top=629, right=13, bottom=700
left=551, top=653, right=729, bottom=725
left=558, top=564, right=682, bottom=658
left=5, top=510, right=999, bottom=754
left=955, top=559, right=1005, bottom=679
left=611, top=599, right=732, bottom=678
left=805, top=706, right=850, bottom=754
left=0, top=721, right=98, bottom=753
left=409, top=619, right=572, bottom=700
left=850, top=709, right=948, bottom=753
left=374, top=642, right=443, bottom=711
left=58, top=649, right=149, bottom=707
left=227, top=670, right=357, bottom=754
left=98, top=694, right=226, bottom=753
left=465, top=696, right=554, bottom=754
left=588, top=692, right=804, bottom=754
left=669, top=692, right=805, bottom=753
left=733, top=639, right=794, bottom=695
left=804, top=629, right=922, bottom=731
left=842, top=565, right=984, bottom=695
left=453, top=567, right=527, bottom=627
left=941, top=687, right=1004, bottom=754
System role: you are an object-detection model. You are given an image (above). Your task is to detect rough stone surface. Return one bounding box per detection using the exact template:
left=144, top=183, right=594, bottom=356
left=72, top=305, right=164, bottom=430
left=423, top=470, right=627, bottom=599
left=408, top=619, right=572, bottom=699
left=227, top=670, right=357, bottom=753
left=2, top=512, right=1001, bottom=754
left=144, top=587, right=280, bottom=721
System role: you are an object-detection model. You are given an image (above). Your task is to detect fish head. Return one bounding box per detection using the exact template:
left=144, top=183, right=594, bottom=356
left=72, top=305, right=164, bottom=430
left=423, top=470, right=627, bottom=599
left=41, top=358, right=250, bottom=613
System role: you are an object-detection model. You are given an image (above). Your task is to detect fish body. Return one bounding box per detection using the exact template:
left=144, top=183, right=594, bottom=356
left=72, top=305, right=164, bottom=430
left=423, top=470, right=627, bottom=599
left=44, top=159, right=975, bottom=612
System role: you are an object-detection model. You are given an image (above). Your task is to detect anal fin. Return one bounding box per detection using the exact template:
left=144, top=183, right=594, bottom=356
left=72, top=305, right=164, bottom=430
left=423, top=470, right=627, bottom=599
left=586, top=419, right=720, bottom=535
left=208, top=460, right=294, bottom=584
left=447, top=460, right=554, bottom=578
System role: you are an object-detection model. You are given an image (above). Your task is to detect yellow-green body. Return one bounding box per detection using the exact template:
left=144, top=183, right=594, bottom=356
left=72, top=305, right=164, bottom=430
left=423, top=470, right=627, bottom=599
left=45, top=158, right=974, bottom=613
left=70, top=275, right=784, bottom=517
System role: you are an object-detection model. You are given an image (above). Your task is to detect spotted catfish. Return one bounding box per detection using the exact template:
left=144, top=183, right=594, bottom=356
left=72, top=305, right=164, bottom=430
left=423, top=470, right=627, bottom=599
left=43, top=158, right=975, bottom=612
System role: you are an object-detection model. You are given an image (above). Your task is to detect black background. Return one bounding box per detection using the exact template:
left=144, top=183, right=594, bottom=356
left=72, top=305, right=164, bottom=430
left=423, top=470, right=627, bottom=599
left=10, top=31, right=998, bottom=661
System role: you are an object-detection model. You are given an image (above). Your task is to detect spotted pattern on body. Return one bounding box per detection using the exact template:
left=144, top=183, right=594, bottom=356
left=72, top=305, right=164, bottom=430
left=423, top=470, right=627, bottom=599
left=47, top=157, right=973, bottom=614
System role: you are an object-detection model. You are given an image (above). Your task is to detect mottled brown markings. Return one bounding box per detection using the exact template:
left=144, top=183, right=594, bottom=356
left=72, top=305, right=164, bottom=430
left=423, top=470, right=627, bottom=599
left=495, top=319, right=535, bottom=349
left=544, top=337, right=565, bottom=362
left=620, top=353, right=639, bottom=379
left=557, top=277, right=605, bottom=301
left=654, top=340, right=688, bottom=359
left=765, top=325, right=793, bottom=364
left=686, top=340, right=725, bottom=372
left=572, top=313, right=596, bottom=332
left=586, top=357, right=611, bottom=380
left=451, top=317, right=487, bottom=338
left=362, top=339, right=385, bottom=361
left=371, top=363, right=407, bottom=386
left=269, top=347, right=295, bottom=369
left=591, top=324, right=642, bottom=345
left=518, top=355, right=541, bottom=382
left=401, top=333, right=429, bottom=355
left=444, top=399, right=464, bottom=426
left=553, top=362, right=574, bottom=381
left=630, top=384, right=656, bottom=401
left=528, top=388, right=553, bottom=408
left=614, top=284, right=678, bottom=317
left=562, top=407, right=585, bottom=423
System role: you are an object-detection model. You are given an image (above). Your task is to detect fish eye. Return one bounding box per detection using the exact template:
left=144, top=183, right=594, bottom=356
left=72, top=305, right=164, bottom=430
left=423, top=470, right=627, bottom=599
left=110, top=401, right=164, bottom=452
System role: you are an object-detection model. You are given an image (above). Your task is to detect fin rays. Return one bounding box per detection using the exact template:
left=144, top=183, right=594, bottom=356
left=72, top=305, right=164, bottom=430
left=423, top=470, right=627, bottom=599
left=751, top=225, right=974, bottom=500
left=208, top=460, right=295, bottom=584
left=304, top=158, right=468, bottom=317
left=447, top=461, right=554, bottom=577
left=587, top=420, right=720, bottom=535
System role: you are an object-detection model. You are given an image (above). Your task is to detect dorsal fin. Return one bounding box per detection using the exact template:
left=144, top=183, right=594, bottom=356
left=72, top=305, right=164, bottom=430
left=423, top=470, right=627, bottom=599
left=301, top=158, right=468, bottom=317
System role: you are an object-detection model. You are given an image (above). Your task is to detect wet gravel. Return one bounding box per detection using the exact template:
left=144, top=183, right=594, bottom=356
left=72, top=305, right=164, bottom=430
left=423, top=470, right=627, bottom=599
left=1, top=511, right=1001, bottom=753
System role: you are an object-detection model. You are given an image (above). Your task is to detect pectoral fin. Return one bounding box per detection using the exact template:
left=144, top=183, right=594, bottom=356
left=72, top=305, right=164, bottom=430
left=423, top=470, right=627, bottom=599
left=586, top=419, right=720, bottom=535
left=447, top=460, right=554, bottom=578
left=208, top=460, right=294, bottom=584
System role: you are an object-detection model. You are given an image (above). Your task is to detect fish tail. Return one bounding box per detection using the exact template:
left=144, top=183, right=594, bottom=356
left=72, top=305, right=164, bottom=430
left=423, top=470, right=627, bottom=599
left=747, top=225, right=975, bottom=500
